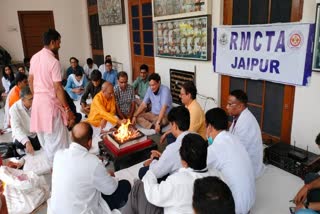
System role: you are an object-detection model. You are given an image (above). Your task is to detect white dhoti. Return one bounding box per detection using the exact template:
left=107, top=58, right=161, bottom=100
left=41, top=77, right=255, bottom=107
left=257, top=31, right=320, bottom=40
left=37, top=111, right=70, bottom=165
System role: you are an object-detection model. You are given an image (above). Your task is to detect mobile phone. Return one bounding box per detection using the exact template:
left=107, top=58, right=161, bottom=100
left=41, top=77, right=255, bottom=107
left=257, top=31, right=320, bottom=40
left=289, top=207, right=295, bottom=214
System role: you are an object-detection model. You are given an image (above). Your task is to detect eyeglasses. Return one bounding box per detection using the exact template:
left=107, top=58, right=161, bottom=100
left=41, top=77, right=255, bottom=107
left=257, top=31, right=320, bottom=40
left=227, top=102, right=238, bottom=107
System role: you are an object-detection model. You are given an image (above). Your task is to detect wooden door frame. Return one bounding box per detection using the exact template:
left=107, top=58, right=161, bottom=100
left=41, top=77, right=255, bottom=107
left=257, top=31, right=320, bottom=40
left=128, top=0, right=154, bottom=81
left=221, top=0, right=304, bottom=143
left=18, top=11, right=55, bottom=58
left=87, top=3, right=104, bottom=58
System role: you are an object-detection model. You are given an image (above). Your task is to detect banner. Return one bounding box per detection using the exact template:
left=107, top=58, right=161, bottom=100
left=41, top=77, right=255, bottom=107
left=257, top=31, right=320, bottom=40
left=213, top=23, right=315, bottom=86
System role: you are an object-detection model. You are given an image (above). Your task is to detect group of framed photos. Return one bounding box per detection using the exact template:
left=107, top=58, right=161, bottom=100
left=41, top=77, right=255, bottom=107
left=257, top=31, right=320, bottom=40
left=153, top=0, right=211, bottom=61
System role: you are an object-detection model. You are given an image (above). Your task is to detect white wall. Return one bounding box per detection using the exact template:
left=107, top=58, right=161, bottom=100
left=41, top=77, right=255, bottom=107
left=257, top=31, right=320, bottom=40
left=101, top=0, right=132, bottom=82
left=291, top=0, right=320, bottom=153
left=0, top=0, right=91, bottom=70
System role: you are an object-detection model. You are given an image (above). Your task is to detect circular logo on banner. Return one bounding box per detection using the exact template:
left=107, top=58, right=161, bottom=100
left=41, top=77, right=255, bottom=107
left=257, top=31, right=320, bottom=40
left=288, top=31, right=304, bottom=49
left=218, top=32, right=228, bottom=46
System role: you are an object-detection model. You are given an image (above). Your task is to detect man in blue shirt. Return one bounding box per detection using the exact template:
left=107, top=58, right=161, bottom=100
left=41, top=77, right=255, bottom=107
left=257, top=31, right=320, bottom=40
left=100, top=59, right=117, bottom=86
left=132, top=73, right=172, bottom=133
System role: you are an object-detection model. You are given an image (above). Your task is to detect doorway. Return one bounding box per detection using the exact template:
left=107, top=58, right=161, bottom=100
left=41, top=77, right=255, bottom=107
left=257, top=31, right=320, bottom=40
left=18, top=11, right=55, bottom=59
left=128, top=0, right=155, bottom=81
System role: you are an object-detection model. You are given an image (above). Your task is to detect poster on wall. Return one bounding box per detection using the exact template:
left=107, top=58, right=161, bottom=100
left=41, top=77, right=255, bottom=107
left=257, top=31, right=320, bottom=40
left=213, top=23, right=315, bottom=86
left=155, top=16, right=210, bottom=61
left=312, top=3, right=320, bottom=71
left=97, top=0, right=125, bottom=26
left=152, top=0, right=211, bottom=21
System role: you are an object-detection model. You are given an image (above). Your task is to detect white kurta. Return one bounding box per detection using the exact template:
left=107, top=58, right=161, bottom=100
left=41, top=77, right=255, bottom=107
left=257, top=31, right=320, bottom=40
left=10, top=99, right=36, bottom=144
left=207, top=131, right=256, bottom=214
left=143, top=167, right=220, bottom=214
left=83, top=63, right=98, bottom=77
left=229, top=108, right=265, bottom=178
left=50, top=143, right=119, bottom=214
left=149, top=131, right=189, bottom=178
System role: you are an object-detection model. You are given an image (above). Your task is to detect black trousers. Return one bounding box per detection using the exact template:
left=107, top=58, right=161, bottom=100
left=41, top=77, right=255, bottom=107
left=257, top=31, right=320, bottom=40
left=101, top=179, right=131, bottom=210
left=14, top=136, right=41, bottom=151
left=138, top=166, right=169, bottom=183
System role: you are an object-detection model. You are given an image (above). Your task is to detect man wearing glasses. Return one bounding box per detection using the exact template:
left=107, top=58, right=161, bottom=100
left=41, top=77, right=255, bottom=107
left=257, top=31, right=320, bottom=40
left=10, top=86, right=41, bottom=155
left=226, top=89, right=265, bottom=179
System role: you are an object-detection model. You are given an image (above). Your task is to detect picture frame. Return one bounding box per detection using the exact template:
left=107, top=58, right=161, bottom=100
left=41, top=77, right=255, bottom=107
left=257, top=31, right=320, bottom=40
left=312, top=3, right=320, bottom=71
left=97, top=0, right=125, bottom=26
left=152, top=0, right=211, bottom=21
left=155, top=16, right=210, bottom=61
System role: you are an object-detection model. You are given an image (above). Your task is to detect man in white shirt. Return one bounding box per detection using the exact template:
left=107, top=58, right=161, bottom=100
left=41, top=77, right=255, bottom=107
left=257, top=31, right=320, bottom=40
left=122, top=133, right=220, bottom=214
left=227, top=89, right=265, bottom=178
left=206, top=108, right=256, bottom=214
left=138, top=106, right=190, bottom=180
left=83, top=58, right=98, bottom=79
left=50, top=122, right=131, bottom=213
left=10, top=86, right=41, bottom=155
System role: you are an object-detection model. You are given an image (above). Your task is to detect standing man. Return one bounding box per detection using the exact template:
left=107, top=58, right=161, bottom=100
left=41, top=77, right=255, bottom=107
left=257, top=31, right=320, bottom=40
left=227, top=89, right=265, bottom=178
left=29, top=29, right=75, bottom=164
left=114, top=71, right=135, bottom=120
left=132, top=64, right=149, bottom=105
left=132, top=73, right=172, bottom=133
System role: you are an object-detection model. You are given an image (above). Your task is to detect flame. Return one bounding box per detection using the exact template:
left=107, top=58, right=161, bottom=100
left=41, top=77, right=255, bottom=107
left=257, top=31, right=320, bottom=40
left=113, top=120, right=140, bottom=143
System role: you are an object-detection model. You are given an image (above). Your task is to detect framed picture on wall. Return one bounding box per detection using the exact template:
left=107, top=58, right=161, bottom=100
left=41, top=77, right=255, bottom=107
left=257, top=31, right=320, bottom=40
left=312, top=3, right=320, bottom=71
left=152, top=0, right=211, bottom=21
left=97, top=0, right=125, bottom=26
left=155, top=16, right=210, bottom=61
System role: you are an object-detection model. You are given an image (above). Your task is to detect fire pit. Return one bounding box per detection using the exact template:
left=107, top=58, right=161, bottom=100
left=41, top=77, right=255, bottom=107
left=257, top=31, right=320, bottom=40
left=104, top=120, right=147, bottom=149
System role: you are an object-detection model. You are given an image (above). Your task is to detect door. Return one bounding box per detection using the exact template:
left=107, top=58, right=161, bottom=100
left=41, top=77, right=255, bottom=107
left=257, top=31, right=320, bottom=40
left=87, top=0, right=104, bottom=66
left=128, top=0, right=155, bottom=81
left=18, top=11, right=55, bottom=58
left=221, top=0, right=303, bottom=144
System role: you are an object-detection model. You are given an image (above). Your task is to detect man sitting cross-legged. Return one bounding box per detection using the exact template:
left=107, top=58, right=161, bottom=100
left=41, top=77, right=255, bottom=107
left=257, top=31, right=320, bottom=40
left=138, top=106, right=190, bottom=180
left=132, top=73, right=172, bottom=133
left=10, top=86, right=41, bottom=155
left=114, top=71, right=135, bottom=120
left=80, top=69, right=104, bottom=115
left=122, top=133, right=220, bottom=214
left=86, top=82, right=126, bottom=129
left=50, top=122, right=131, bottom=213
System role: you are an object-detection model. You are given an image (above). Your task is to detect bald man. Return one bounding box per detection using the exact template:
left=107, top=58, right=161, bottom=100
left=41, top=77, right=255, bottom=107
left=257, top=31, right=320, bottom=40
left=50, top=122, right=131, bottom=213
left=86, top=82, right=125, bottom=129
